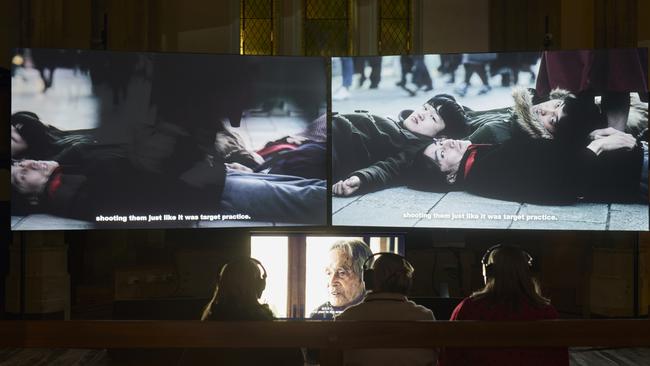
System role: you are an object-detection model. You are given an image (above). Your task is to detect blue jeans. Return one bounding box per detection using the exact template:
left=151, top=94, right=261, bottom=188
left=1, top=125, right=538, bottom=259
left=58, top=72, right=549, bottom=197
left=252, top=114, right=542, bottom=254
left=341, top=57, right=353, bottom=88
left=220, top=171, right=326, bottom=224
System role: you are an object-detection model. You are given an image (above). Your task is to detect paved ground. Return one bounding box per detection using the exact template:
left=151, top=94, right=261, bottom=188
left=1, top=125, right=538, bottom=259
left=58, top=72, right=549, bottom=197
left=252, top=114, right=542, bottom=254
left=331, top=56, right=648, bottom=231
left=332, top=187, right=649, bottom=231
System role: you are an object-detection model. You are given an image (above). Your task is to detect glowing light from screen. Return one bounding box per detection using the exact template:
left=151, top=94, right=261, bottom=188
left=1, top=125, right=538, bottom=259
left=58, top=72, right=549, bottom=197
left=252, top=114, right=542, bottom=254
left=250, top=236, right=288, bottom=318
left=305, top=236, right=362, bottom=316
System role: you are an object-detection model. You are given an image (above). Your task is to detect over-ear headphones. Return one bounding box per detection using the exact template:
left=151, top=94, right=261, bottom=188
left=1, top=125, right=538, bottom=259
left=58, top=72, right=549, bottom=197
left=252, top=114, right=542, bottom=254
left=362, top=252, right=414, bottom=294
left=249, top=257, right=267, bottom=298
left=481, top=244, right=533, bottom=278
left=220, top=257, right=267, bottom=299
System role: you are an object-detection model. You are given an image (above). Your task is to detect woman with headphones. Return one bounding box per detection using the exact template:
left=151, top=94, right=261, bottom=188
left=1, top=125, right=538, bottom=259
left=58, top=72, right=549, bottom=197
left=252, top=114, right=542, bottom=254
left=201, top=258, right=272, bottom=321
left=438, top=244, right=569, bottom=366
left=180, top=258, right=302, bottom=365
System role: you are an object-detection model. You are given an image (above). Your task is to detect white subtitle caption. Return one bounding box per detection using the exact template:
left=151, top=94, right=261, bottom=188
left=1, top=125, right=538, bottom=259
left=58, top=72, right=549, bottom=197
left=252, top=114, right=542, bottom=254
left=94, top=213, right=252, bottom=223
left=401, top=212, right=558, bottom=221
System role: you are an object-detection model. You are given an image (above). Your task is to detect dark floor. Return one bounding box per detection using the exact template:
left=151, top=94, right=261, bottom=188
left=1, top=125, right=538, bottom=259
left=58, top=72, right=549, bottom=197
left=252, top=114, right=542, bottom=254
left=2, top=347, right=650, bottom=366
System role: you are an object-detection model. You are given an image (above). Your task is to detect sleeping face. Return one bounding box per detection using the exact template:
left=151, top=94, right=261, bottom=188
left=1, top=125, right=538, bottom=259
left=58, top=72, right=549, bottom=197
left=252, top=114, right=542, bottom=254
left=531, top=99, right=565, bottom=135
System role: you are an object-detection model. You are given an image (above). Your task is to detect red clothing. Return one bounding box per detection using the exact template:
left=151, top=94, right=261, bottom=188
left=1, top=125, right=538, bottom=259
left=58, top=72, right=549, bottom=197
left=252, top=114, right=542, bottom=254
left=536, top=49, right=648, bottom=96
left=462, top=144, right=490, bottom=180
left=438, top=297, right=569, bottom=366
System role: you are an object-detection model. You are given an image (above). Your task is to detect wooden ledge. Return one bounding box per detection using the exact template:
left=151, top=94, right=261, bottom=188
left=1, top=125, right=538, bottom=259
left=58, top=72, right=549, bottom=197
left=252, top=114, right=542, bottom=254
left=0, top=319, right=649, bottom=349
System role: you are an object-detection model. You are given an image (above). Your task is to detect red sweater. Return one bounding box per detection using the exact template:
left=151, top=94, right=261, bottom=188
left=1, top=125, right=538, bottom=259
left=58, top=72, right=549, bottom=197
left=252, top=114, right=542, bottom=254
left=438, top=297, right=569, bottom=366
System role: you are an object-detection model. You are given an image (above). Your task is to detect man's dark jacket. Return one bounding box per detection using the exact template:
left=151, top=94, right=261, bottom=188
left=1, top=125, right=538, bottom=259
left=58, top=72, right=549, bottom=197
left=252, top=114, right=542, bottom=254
left=458, top=139, right=644, bottom=204
left=332, top=113, right=432, bottom=192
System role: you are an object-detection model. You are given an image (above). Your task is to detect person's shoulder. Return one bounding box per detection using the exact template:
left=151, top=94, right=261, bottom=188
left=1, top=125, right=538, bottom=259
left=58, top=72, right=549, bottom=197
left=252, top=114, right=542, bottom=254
left=414, top=304, right=435, bottom=318
left=404, top=300, right=436, bottom=320
left=336, top=111, right=377, bottom=121
left=538, top=302, right=560, bottom=319
left=456, top=296, right=476, bottom=308
left=334, top=112, right=390, bottom=130
left=334, top=301, right=366, bottom=321
left=449, top=296, right=479, bottom=320
left=208, top=303, right=275, bottom=321
left=258, top=303, right=275, bottom=320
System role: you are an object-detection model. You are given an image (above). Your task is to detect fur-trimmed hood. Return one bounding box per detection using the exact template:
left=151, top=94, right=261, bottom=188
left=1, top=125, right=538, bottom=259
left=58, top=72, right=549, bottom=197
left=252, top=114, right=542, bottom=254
left=512, top=87, right=648, bottom=140
left=511, top=87, right=574, bottom=139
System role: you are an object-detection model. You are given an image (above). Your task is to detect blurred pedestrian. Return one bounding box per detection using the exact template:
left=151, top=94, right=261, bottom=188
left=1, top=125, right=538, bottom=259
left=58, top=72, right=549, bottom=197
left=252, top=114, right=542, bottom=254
left=356, top=56, right=382, bottom=89
left=412, top=55, right=433, bottom=91
left=396, top=55, right=414, bottom=87
left=333, top=57, right=354, bottom=100
left=438, top=54, right=462, bottom=84
left=455, top=53, right=496, bottom=97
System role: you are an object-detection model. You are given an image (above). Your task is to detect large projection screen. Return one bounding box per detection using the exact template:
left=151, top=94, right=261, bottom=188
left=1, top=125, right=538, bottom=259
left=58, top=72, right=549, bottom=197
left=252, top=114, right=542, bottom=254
left=331, top=50, right=649, bottom=231
left=10, top=48, right=328, bottom=230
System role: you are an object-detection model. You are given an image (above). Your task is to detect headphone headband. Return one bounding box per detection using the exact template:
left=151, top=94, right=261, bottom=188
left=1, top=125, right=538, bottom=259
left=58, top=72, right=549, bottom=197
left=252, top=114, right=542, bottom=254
left=248, top=257, right=267, bottom=280
left=219, top=257, right=267, bottom=299
left=222, top=257, right=267, bottom=278
left=482, top=244, right=533, bottom=278
left=362, top=252, right=413, bottom=294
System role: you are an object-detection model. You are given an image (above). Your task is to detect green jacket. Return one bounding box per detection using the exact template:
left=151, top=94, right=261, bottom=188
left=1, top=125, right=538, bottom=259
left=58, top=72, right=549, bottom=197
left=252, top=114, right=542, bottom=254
left=464, top=107, right=524, bottom=144
left=332, top=113, right=432, bottom=192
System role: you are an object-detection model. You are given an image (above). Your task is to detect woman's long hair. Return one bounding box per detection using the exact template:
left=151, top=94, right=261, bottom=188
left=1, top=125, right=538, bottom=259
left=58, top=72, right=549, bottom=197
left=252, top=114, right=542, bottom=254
left=201, top=258, right=271, bottom=321
left=471, top=245, right=550, bottom=310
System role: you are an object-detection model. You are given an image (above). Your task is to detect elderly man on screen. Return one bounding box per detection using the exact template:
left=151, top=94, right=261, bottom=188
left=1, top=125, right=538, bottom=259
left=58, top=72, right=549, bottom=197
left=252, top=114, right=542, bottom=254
left=310, top=239, right=373, bottom=320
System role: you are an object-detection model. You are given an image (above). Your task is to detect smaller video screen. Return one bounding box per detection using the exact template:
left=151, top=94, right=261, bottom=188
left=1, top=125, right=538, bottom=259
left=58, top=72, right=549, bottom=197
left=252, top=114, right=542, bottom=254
left=250, top=234, right=404, bottom=319
left=10, top=48, right=328, bottom=230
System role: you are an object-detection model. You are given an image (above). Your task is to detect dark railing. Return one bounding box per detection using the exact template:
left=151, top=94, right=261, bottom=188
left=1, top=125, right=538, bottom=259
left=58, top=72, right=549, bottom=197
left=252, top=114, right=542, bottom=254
left=1, top=320, right=649, bottom=365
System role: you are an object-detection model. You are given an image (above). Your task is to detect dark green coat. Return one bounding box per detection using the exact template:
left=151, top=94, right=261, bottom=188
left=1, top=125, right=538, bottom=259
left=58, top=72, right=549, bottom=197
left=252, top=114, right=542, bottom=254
left=332, top=113, right=432, bottom=192
left=464, top=107, right=525, bottom=144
